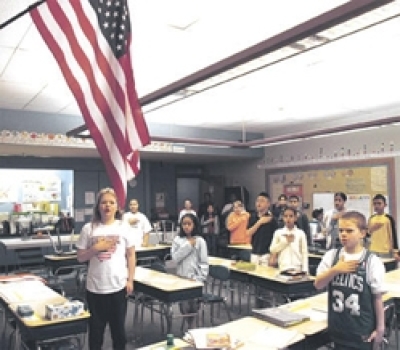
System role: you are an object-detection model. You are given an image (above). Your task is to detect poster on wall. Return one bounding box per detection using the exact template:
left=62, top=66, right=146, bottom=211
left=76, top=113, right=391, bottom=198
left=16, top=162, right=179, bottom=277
left=284, top=184, right=303, bottom=202
left=0, top=182, right=18, bottom=202
left=155, top=192, right=165, bottom=209
left=21, top=177, right=61, bottom=202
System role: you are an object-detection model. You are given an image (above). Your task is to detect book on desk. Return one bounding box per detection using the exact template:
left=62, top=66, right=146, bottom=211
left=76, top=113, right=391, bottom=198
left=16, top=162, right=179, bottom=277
left=252, top=307, right=310, bottom=327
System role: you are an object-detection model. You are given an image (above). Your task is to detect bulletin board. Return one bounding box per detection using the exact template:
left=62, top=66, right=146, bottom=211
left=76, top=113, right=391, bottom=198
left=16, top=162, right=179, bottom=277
left=266, top=158, right=395, bottom=218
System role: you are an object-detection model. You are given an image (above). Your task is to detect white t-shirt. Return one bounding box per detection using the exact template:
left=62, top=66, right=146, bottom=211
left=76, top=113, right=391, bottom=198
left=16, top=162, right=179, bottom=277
left=76, top=220, right=135, bottom=294
left=316, top=248, right=386, bottom=294
left=269, top=226, right=309, bottom=272
left=122, top=211, right=152, bottom=246
left=178, top=209, right=197, bottom=223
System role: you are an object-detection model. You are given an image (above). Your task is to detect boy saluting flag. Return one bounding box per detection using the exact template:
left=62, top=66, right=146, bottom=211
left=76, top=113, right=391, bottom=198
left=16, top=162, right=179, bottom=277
left=30, top=0, right=150, bottom=207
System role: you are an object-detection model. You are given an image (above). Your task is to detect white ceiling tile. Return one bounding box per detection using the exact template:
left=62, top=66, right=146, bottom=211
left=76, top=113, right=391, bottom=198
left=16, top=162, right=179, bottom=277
left=0, top=0, right=399, bottom=136
left=0, top=46, right=14, bottom=74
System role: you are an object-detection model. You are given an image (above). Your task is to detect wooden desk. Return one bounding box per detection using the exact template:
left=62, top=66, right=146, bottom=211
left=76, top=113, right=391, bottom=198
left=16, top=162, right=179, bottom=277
left=0, top=235, right=78, bottom=250
left=227, top=244, right=252, bottom=251
left=134, top=267, right=203, bottom=333
left=247, top=266, right=315, bottom=299
left=136, top=245, right=170, bottom=261
left=136, top=338, right=190, bottom=349
left=0, top=279, right=89, bottom=349
left=215, top=316, right=305, bottom=349
left=279, top=290, right=396, bottom=349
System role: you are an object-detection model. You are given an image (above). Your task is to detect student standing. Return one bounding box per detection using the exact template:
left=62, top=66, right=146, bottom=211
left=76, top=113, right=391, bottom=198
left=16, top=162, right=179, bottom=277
left=324, top=192, right=347, bottom=249
left=171, top=213, right=209, bottom=328
left=272, top=194, right=287, bottom=227
left=227, top=200, right=250, bottom=245
left=269, top=207, right=309, bottom=273
left=123, top=199, right=152, bottom=247
left=288, top=195, right=311, bottom=245
left=76, top=188, right=136, bottom=350
left=314, top=211, right=385, bottom=350
left=368, top=194, right=397, bottom=258
left=246, top=192, right=278, bottom=266
left=178, top=199, right=197, bottom=223
left=200, top=203, right=220, bottom=256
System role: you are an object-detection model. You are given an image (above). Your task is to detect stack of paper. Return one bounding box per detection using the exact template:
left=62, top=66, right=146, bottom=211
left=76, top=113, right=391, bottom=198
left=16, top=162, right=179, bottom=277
left=252, top=307, right=310, bottom=327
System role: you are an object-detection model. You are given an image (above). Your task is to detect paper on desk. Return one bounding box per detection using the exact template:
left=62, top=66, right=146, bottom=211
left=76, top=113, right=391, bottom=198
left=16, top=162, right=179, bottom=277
left=296, top=308, right=327, bottom=322
left=248, top=327, right=300, bottom=349
left=0, top=281, right=58, bottom=303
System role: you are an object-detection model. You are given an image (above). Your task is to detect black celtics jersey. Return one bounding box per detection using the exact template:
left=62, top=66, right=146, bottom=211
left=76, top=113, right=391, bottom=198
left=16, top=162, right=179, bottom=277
left=328, top=248, right=375, bottom=349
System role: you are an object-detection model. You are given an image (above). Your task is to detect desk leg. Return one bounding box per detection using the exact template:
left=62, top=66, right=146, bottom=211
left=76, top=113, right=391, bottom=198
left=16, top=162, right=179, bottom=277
left=15, top=322, right=21, bottom=350
left=165, top=303, right=173, bottom=335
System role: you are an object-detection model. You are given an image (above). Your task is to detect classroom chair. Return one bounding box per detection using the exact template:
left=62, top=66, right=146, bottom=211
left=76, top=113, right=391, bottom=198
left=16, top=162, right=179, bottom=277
left=0, top=241, right=8, bottom=274
left=201, top=265, right=232, bottom=326
left=383, top=300, right=398, bottom=350
left=14, top=247, right=48, bottom=278
left=47, top=264, right=87, bottom=298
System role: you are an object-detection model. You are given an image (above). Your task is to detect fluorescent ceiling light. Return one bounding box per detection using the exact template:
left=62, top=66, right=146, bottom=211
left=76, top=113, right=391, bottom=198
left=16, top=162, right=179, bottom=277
left=143, top=0, right=400, bottom=114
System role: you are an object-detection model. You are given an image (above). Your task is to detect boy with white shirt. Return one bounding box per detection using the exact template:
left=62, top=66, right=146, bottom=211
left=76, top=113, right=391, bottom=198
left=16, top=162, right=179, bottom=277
left=314, top=211, right=385, bottom=350
left=269, top=207, right=309, bottom=273
left=123, top=199, right=152, bottom=247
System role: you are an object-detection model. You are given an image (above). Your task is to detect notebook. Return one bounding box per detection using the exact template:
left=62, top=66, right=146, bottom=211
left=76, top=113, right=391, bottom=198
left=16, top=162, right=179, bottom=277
left=252, top=307, right=310, bottom=327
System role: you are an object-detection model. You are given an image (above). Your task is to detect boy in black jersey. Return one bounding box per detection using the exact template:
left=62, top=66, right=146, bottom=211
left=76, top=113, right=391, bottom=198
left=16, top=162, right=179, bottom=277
left=314, top=211, right=385, bottom=350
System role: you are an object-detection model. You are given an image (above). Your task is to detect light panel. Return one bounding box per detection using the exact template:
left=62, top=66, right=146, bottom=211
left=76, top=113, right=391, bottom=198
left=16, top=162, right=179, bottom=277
left=143, top=0, right=400, bottom=117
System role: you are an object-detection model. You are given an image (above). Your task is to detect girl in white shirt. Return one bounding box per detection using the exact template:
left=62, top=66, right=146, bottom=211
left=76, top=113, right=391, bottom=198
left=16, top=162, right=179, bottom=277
left=76, top=188, right=136, bottom=350
left=178, top=199, right=197, bottom=223
left=269, top=207, right=309, bottom=273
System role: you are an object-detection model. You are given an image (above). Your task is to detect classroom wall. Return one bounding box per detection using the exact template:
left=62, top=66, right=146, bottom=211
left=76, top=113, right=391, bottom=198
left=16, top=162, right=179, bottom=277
left=205, top=159, right=266, bottom=211
left=262, top=125, right=400, bottom=235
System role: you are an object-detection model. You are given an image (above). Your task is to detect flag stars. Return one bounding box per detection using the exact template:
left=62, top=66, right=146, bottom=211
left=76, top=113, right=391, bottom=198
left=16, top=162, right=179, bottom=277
left=118, top=33, right=124, bottom=40
left=117, top=44, right=122, bottom=51
left=103, top=22, right=109, bottom=28
left=105, top=11, right=110, bottom=17
left=112, top=22, right=117, bottom=28
left=107, top=0, right=112, bottom=6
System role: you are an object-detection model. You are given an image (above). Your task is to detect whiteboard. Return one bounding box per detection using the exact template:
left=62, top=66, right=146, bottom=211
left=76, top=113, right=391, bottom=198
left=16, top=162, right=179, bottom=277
left=313, top=193, right=372, bottom=218
left=313, top=193, right=334, bottom=213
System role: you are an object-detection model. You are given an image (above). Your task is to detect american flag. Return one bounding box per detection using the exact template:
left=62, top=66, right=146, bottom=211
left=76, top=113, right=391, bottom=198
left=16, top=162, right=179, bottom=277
left=30, top=0, right=150, bottom=207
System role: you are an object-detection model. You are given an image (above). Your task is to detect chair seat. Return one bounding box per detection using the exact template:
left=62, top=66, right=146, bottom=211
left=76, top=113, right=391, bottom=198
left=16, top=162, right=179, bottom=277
left=202, top=293, right=224, bottom=303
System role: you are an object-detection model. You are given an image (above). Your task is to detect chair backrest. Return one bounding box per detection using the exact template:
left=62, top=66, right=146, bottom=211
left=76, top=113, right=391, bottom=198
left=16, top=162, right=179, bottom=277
left=149, top=261, right=167, bottom=273
left=160, top=220, right=175, bottom=233
left=209, top=265, right=230, bottom=281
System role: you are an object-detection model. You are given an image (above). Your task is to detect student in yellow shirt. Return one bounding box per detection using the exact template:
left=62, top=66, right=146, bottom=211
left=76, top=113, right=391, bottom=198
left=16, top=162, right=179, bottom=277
left=368, top=194, right=397, bottom=258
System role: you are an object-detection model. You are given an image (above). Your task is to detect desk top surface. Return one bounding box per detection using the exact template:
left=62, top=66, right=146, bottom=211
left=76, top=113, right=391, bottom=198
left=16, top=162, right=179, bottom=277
left=44, top=253, right=78, bottom=261
left=209, top=257, right=314, bottom=284
left=227, top=244, right=252, bottom=250
left=136, top=338, right=189, bottom=350
left=135, top=266, right=203, bottom=292
left=1, top=235, right=78, bottom=249
left=215, top=316, right=305, bottom=349
left=0, top=279, right=89, bottom=327
left=135, top=244, right=170, bottom=252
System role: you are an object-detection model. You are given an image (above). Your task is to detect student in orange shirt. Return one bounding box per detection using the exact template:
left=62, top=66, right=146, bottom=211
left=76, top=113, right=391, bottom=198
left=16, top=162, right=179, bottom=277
left=227, top=200, right=250, bottom=244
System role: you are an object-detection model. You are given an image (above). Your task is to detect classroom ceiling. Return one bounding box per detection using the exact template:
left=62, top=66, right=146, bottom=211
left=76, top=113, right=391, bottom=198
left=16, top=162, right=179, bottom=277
left=0, top=0, right=400, bottom=138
